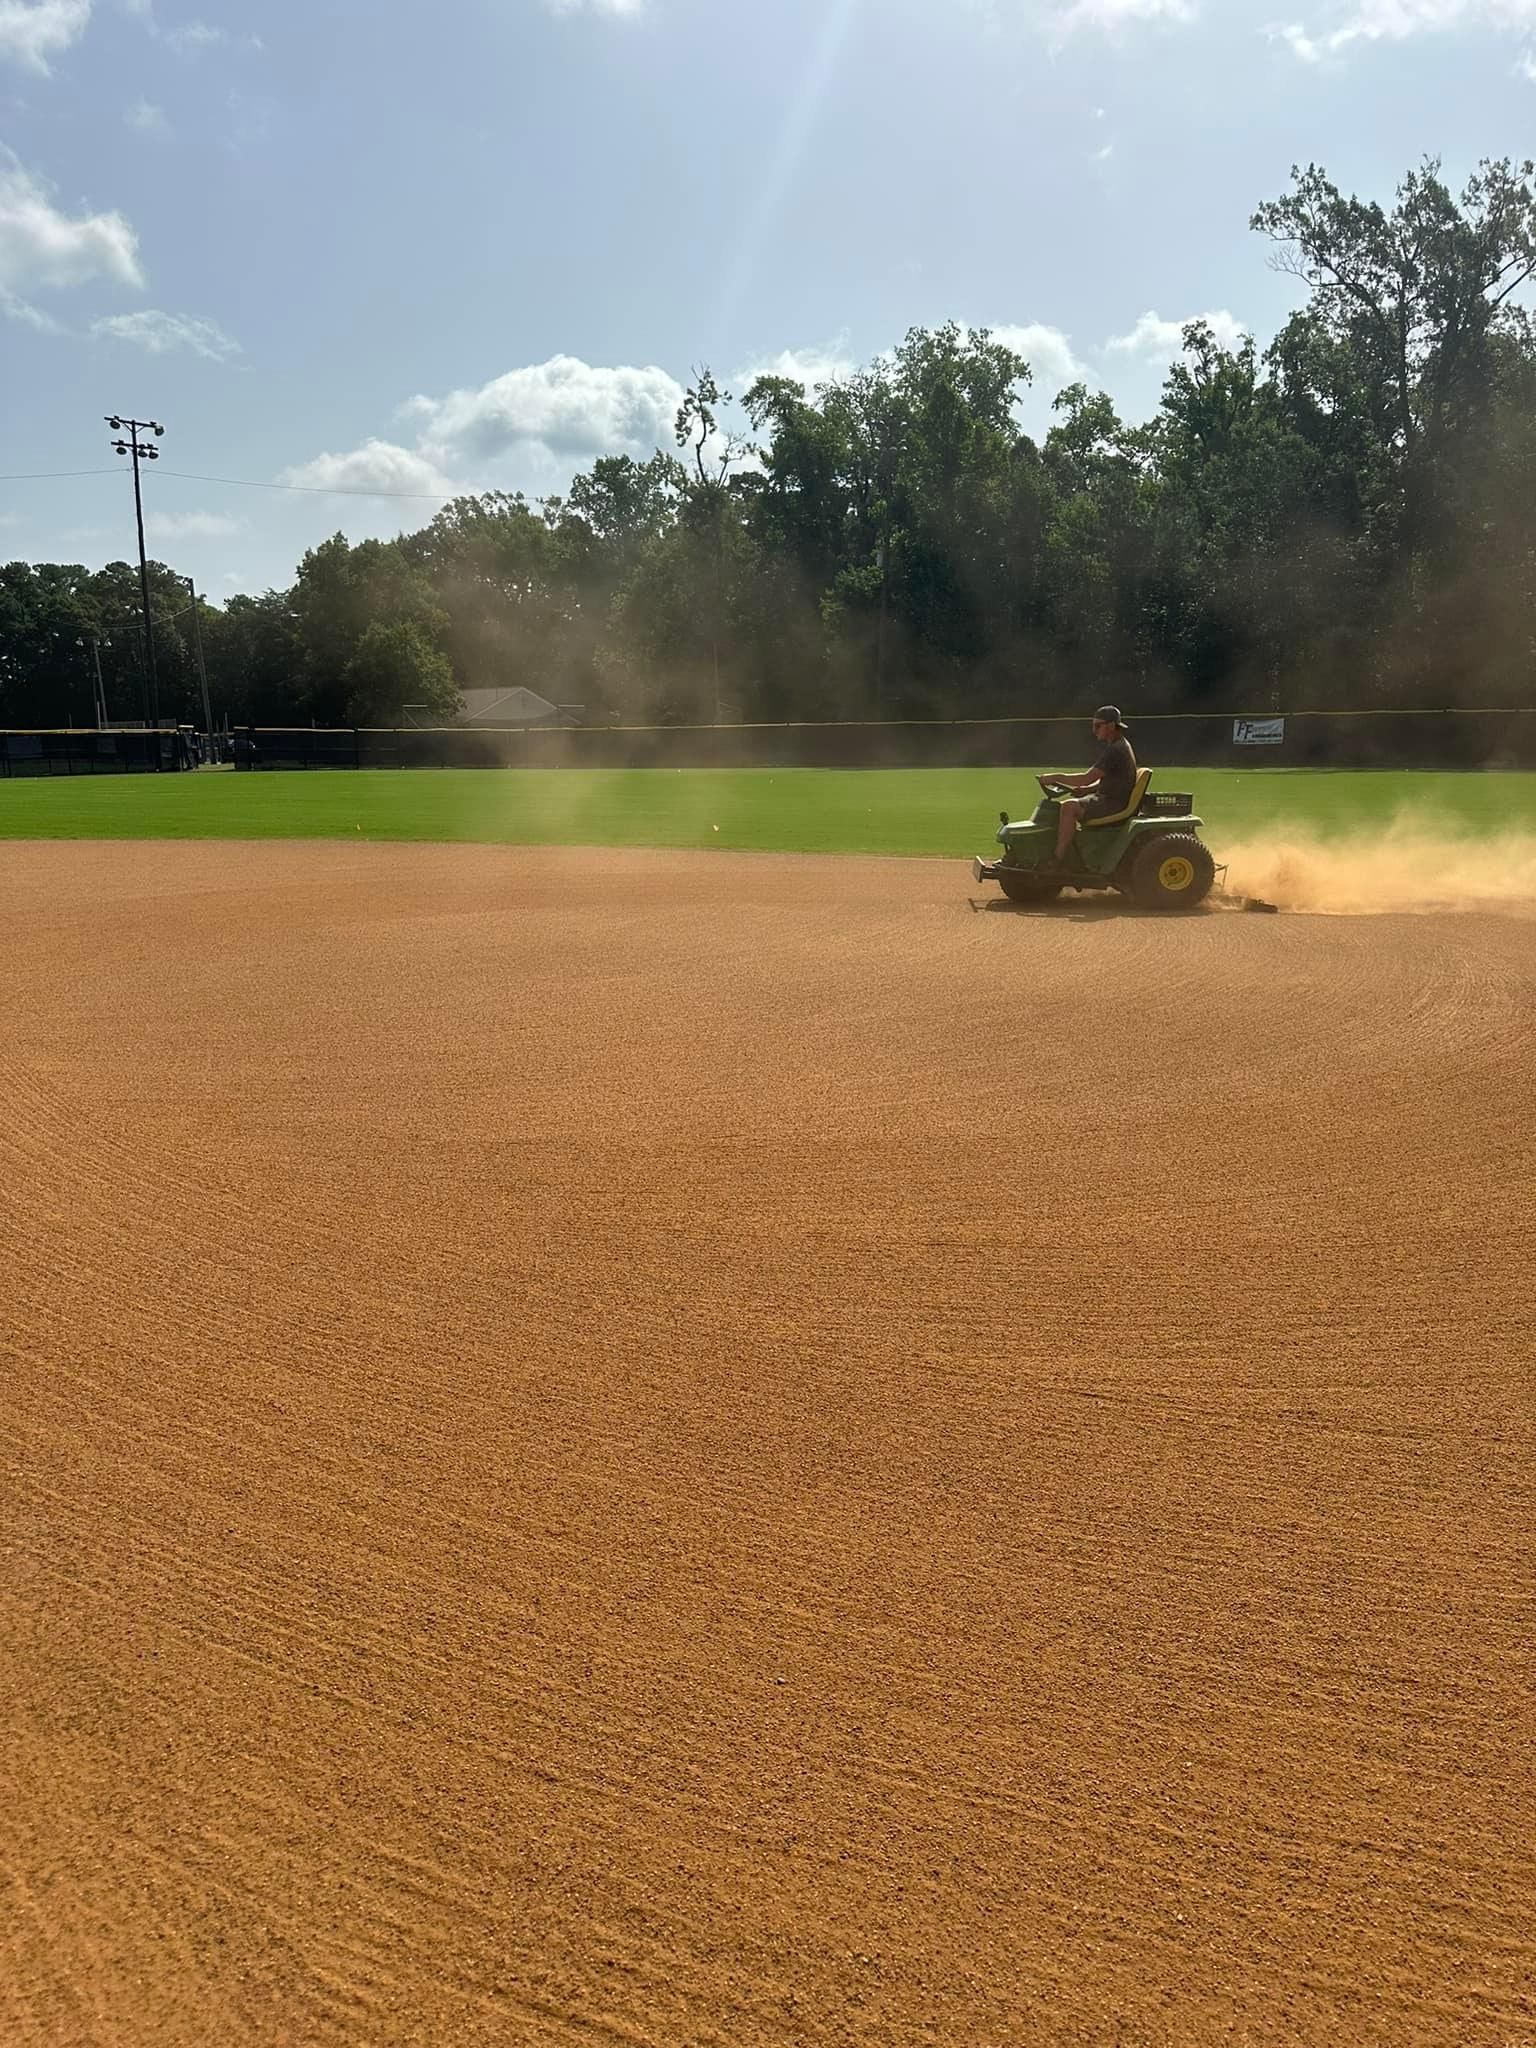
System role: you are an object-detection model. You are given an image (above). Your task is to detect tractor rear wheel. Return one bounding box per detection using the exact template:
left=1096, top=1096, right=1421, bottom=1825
left=998, top=870, right=1063, bottom=905
left=1128, top=832, right=1215, bottom=911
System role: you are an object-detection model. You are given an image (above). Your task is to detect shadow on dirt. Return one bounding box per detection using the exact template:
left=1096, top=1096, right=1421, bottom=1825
left=967, top=895, right=1223, bottom=922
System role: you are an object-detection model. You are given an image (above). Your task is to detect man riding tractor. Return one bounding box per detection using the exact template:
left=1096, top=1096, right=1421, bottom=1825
left=1044, top=706, right=1137, bottom=871
left=972, top=703, right=1219, bottom=909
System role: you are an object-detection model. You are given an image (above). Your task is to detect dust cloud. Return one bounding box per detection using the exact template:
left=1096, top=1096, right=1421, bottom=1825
left=1222, top=818, right=1536, bottom=916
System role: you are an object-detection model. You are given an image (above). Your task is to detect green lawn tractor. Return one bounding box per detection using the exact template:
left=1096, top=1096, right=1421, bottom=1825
left=971, top=769, right=1221, bottom=910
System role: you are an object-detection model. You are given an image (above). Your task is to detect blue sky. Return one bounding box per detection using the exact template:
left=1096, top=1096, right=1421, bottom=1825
left=4, top=0, right=1536, bottom=599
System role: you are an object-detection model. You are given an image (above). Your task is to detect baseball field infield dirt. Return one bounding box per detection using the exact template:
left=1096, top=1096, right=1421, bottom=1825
left=2, top=840, right=1532, bottom=2047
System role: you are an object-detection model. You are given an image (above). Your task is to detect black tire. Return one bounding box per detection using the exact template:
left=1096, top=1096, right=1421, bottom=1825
left=998, top=870, right=1063, bottom=906
left=1127, top=832, right=1216, bottom=911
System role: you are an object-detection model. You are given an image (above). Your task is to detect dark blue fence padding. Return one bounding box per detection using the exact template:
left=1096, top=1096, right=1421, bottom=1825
left=239, top=729, right=360, bottom=769
left=5, top=709, right=1535, bottom=777
left=0, top=729, right=172, bottom=776
left=338, top=708, right=1536, bottom=772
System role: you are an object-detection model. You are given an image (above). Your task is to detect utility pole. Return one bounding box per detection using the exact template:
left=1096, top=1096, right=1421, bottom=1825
left=79, top=633, right=109, bottom=728
left=106, top=414, right=164, bottom=765
left=876, top=533, right=889, bottom=711
left=183, top=574, right=213, bottom=751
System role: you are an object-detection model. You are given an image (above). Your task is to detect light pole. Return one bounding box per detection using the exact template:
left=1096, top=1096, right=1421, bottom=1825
left=106, top=414, right=164, bottom=763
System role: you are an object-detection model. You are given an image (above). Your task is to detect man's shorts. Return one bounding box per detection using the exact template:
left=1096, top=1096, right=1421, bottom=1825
left=1076, top=790, right=1119, bottom=822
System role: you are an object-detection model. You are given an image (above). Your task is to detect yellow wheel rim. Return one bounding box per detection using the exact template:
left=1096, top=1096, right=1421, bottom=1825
left=1158, top=854, right=1195, bottom=893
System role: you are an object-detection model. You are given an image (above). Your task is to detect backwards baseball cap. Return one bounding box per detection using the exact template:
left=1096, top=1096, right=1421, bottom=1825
left=1094, top=704, right=1129, bottom=730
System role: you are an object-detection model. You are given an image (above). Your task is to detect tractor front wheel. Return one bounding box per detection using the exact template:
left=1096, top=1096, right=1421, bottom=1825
left=998, top=870, right=1063, bottom=906
left=1128, top=833, right=1216, bottom=911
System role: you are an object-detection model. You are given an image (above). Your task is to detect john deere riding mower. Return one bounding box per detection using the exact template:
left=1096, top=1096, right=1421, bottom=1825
left=972, top=769, right=1219, bottom=910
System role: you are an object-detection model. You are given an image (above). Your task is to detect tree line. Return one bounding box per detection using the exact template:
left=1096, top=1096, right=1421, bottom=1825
left=5, top=156, right=1536, bottom=735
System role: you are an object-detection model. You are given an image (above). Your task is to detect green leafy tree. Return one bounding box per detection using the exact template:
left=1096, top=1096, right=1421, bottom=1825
left=290, top=534, right=447, bottom=722
left=671, top=368, right=749, bottom=719
left=400, top=493, right=573, bottom=696
left=201, top=590, right=303, bottom=727
left=1254, top=158, right=1536, bottom=537
left=567, top=454, right=680, bottom=551
left=343, top=619, right=459, bottom=726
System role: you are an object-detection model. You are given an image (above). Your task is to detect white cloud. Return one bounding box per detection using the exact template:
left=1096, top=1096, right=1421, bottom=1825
left=279, top=439, right=461, bottom=500
left=408, top=355, right=685, bottom=463
left=284, top=356, right=699, bottom=509
left=543, top=0, right=643, bottom=14
left=93, top=308, right=238, bottom=359
left=1, top=284, right=62, bottom=329
left=126, top=97, right=169, bottom=134
left=145, top=509, right=243, bottom=540
left=1278, top=0, right=1536, bottom=62
left=166, top=15, right=221, bottom=48
left=1105, top=309, right=1249, bottom=359
left=1519, top=41, right=1536, bottom=68
left=1273, top=20, right=1324, bottom=56
left=0, top=153, right=143, bottom=293
left=0, top=0, right=91, bottom=72
left=734, top=340, right=855, bottom=389
left=989, top=322, right=1091, bottom=387
left=1094, top=141, right=1115, bottom=160
left=1054, top=0, right=1194, bottom=29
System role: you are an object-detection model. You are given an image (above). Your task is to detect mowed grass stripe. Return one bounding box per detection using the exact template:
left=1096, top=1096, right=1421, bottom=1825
left=2, top=766, right=1534, bottom=856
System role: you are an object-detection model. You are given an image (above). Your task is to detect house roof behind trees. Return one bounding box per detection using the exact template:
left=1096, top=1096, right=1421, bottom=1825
left=457, top=687, right=577, bottom=728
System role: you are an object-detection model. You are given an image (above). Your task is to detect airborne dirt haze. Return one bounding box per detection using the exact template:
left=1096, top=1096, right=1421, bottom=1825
left=1222, top=820, right=1536, bottom=917
left=2, top=840, right=1533, bottom=2048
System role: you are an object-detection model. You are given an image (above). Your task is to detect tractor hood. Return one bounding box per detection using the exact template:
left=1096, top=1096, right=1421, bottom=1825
left=998, top=801, right=1056, bottom=842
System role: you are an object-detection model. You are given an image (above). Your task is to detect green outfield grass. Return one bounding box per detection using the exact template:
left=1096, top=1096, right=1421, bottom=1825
left=2, top=766, right=1534, bottom=857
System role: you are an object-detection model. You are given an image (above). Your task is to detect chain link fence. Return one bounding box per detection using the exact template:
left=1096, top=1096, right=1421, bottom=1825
left=5, top=708, right=1534, bottom=778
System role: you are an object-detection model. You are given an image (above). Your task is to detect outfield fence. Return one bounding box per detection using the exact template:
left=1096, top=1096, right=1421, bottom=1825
left=4, top=707, right=1534, bottom=778
left=0, top=729, right=186, bottom=777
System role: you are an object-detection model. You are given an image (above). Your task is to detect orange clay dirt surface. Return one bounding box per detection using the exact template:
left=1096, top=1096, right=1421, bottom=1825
left=2, top=839, right=1533, bottom=2048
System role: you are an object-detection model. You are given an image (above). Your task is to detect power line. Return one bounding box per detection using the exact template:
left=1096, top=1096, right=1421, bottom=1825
left=157, top=469, right=459, bottom=500
left=0, top=464, right=460, bottom=501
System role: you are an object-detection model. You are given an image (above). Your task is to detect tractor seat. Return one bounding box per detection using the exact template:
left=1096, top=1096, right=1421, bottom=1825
left=1084, top=766, right=1152, bottom=828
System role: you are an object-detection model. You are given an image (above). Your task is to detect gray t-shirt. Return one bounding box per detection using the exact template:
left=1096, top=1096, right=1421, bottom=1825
left=1095, top=734, right=1136, bottom=812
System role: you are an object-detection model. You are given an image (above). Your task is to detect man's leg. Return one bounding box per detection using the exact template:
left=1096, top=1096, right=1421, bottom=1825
left=1054, top=797, right=1083, bottom=862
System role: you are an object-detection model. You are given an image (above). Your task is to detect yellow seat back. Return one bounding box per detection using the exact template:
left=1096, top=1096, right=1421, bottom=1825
left=1084, top=765, right=1152, bottom=828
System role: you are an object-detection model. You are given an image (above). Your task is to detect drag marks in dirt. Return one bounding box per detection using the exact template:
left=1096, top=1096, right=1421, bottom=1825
left=2, top=841, right=1533, bottom=2046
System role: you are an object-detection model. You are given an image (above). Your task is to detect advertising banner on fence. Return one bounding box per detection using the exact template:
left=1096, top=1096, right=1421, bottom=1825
left=1233, top=717, right=1286, bottom=747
